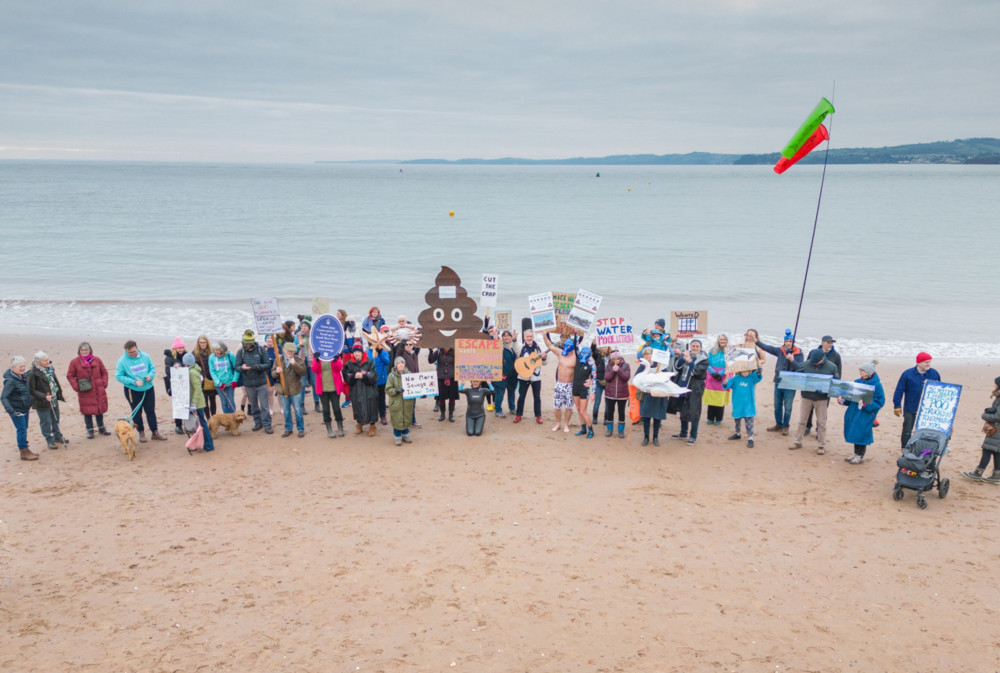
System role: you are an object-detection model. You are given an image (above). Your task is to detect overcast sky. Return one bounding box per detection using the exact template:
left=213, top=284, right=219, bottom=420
left=1, top=0, right=997, bottom=162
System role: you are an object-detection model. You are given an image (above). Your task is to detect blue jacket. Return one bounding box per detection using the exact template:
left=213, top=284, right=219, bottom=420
left=724, top=370, right=762, bottom=419
left=115, top=350, right=156, bottom=392
left=756, top=340, right=804, bottom=383
left=368, top=349, right=391, bottom=385
left=892, top=366, right=941, bottom=414
left=843, top=373, right=885, bottom=446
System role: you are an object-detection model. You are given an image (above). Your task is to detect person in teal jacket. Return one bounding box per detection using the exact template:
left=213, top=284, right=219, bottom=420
left=840, top=361, right=885, bottom=464
left=724, top=369, right=762, bottom=447
left=208, top=342, right=241, bottom=413
left=114, top=340, right=166, bottom=442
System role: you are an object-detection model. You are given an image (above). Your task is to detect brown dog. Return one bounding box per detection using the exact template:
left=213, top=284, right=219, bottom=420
left=208, top=410, right=247, bottom=438
left=114, top=419, right=138, bottom=460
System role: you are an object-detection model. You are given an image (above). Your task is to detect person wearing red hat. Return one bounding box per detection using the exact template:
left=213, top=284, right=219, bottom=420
left=892, top=352, right=941, bottom=448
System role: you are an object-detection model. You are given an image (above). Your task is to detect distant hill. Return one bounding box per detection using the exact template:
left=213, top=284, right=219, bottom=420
left=319, top=138, right=1000, bottom=165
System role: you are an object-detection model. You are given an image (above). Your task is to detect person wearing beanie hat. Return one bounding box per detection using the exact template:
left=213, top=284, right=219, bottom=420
left=961, top=377, right=1000, bottom=483
left=754, top=330, right=804, bottom=435
left=602, top=350, right=631, bottom=438
left=273, top=341, right=307, bottom=437
left=234, top=330, right=273, bottom=434
left=384, top=355, right=414, bottom=445
left=184, top=349, right=214, bottom=452
left=840, top=360, right=884, bottom=464
left=892, top=352, right=941, bottom=448
left=164, top=339, right=190, bottom=434
left=343, top=341, right=379, bottom=436
left=789, top=343, right=838, bottom=455
left=294, top=319, right=319, bottom=415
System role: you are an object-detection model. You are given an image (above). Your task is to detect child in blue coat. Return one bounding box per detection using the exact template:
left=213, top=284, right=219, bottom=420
left=724, top=368, right=763, bottom=447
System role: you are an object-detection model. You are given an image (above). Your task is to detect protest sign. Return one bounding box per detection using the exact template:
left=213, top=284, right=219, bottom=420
left=915, top=380, right=963, bottom=436
left=312, top=296, right=330, bottom=316
left=528, top=292, right=556, bottom=331
left=494, top=310, right=512, bottom=332
left=777, top=371, right=833, bottom=394
left=566, top=289, right=602, bottom=332
left=403, top=372, right=438, bottom=399
left=480, top=274, right=498, bottom=308
left=552, top=291, right=576, bottom=332
left=828, top=379, right=877, bottom=404
left=310, top=314, right=345, bottom=361
left=595, top=316, right=634, bottom=350
left=670, top=310, right=708, bottom=339
left=456, top=338, right=502, bottom=382
left=725, top=347, right=760, bottom=374
left=251, top=297, right=283, bottom=335
left=650, top=349, right=673, bottom=367
left=171, top=367, right=191, bottom=420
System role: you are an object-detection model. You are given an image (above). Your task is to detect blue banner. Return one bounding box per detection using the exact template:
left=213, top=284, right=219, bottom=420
left=915, top=380, right=963, bottom=436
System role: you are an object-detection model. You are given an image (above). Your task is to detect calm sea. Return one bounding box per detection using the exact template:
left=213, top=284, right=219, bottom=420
left=0, top=161, right=996, bottom=357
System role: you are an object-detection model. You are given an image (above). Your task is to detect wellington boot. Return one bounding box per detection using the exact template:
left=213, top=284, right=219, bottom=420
left=605, top=424, right=613, bottom=437
left=617, top=423, right=625, bottom=438
left=325, top=422, right=335, bottom=438
left=336, top=421, right=345, bottom=437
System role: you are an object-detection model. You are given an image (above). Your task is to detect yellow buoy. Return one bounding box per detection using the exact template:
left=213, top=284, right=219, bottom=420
left=627, top=188, right=631, bottom=192
left=449, top=210, right=455, bottom=217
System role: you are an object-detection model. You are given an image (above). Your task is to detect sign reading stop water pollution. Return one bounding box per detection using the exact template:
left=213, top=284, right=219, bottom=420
left=480, top=274, right=498, bottom=308
left=403, top=372, right=439, bottom=399
left=251, top=297, right=283, bottom=335
left=915, top=380, right=963, bottom=436
left=310, top=314, right=345, bottom=361
left=566, top=289, right=602, bottom=332
left=595, top=316, right=633, bottom=350
left=456, top=338, right=502, bottom=381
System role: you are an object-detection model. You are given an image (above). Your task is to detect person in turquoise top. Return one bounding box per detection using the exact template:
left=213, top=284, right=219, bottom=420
left=724, top=368, right=763, bottom=447
left=208, top=341, right=241, bottom=413
left=114, top=340, right=166, bottom=442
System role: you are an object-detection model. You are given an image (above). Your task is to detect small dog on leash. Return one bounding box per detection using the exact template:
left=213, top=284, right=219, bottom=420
left=114, top=419, right=138, bottom=460
left=208, top=410, right=247, bottom=438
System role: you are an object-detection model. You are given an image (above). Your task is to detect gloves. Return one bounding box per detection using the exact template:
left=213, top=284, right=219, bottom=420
left=711, top=372, right=723, bottom=381
left=893, top=408, right=902, bottom=417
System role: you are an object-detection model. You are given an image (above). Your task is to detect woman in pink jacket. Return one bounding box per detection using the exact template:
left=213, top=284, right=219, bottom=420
left=312, top=356, right=347, bottom=438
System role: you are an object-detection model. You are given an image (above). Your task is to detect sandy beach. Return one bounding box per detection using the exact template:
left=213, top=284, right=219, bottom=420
left=2, top=333, right=1000, bottom=672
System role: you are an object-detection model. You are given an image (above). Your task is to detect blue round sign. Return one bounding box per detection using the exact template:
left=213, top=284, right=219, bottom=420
left=310, top=314, right=345, bottom=362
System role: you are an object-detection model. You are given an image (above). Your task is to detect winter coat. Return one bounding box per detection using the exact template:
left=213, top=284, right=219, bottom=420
left=232, top=344, right=271, bottom=388
left=27, top=366, right=66, bottom=411
left=163, top=349, right=187, bottom=396
left=724, top=370, right=762, bottom=419
left=843, top=373, right=885, bottom=446
left=66, top=355, right=109, bottom=415
left=272, top=354, right=307, bottom=398
left=2, top=368, right=33, bottom=415
left=679, top=354, right=709, bottom=423
left=361, top=315, right=386, bottom=333
left=400, top=346, right=421, bottom=374
left=208, top=351, right=241, bottom=389
left=311, top=357, right=346, bottom=395
left=428, top=349, right=455, bottom=381
left=892, top=366, right=942, bottom=414
left=343, top=358, right=379, bottom=424
left=635, top=362, right=669, bottom=420
left=981, top=395, right=1000, bottom=453
left=795, top=359, right=839, bottom=401
left=500, top=343, right=518, bottom=382
left=703, top=349, right=731, bottom=407
left=115, top=349, right=156, bottom=392
left=808, top=347, right=842, bottom=379
left=592, top=349, right=607, bottom=384
left=368, top=349, right=391, bottom=385
left=385, top=368, right=414, bottom=431
left=188, top=364, right=207, bottom=410
left=756, top=341, right=804, bottom=384
left=603, top=360, right=631, bottom=400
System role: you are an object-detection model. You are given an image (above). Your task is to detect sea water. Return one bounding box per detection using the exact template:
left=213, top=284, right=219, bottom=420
left=0, top=161, right=996, bottom=357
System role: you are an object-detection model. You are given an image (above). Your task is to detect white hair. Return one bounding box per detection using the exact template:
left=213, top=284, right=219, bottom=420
left=32, top=351, right=48, bottom=364
left=10, top=355, right=26, bottom=367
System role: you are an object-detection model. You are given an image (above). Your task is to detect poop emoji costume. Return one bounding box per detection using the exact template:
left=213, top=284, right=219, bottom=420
left=417, top=266, right=485, bottom=349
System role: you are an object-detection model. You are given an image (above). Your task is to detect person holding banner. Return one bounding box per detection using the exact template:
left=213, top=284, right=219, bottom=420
left=961, top=377, right=1000, bottom=483
left=460, top=381, right=493, bottom=437
left=343, top=343, right=379, bottom=436
left=399, top=339, right=422, bottom=428
left=209, top=342, right=240, bottom=414
left=590, top=341, right=607, bottom=428
left=429, top=347, right=459, bottom=422
left=385, top=357, right=414, bottom=445
left=115, top=341, right=167, bottom=443
left=273, top=341, right=307, bottom=438
left=724, top=368, right=763, bottom=448
left=789, top=350, right=839, bottom=455
left=233, top=330, right=274, bottom=434
left=839, top=361, right=885, bottom=464
left=182, top=353, right=214, bottom=452
left=635, top=348, right=669, bottom=446
left=673, top=340, right=709, bottom=445
left=892, top=352, right=941, bottom=449
left=164, top=338, right=189, bottom=435
left=312, top=352, right=346, bottom=438
left=573, top=346, right=595, bottom=438
left=514, top=330, right=546, bottom=424
left=603, top=351, right=630, bottom=438
left=704, top=334, right=731, bottom=426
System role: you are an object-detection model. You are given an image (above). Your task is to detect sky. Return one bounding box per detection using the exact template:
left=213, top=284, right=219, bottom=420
left=1, top=0, right=997, bottom=162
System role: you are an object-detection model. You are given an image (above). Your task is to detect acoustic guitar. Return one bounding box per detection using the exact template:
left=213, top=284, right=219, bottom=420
left=514, top=353, right=545, bottom=379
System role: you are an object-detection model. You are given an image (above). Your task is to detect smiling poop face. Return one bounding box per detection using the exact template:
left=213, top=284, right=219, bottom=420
left=417, top=266, right=484, bottom=349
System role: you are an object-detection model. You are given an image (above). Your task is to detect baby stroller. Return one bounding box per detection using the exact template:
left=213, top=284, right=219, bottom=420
left=893, top=428, right=950, bottom=509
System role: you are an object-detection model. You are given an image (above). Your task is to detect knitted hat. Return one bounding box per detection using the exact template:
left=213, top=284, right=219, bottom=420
left=172, top=337, right=186, bottom=350
left=282, top=341, right=296, bottom=353
left=609, top=350, right=623, bottom=361
left=301, top=319, right=312, bottom=328
left=783, top=329, right=794, bottom=342
left=380, top=325, right=390, bottom=333
left=182, top=352, right=195, bottom=366
left=655, top=318, right=666, bottom=329
left=916, top=352, right=932, bottom=363
left=352, top=342, right=364, bottom=351
left=394, top=356, right=406, bottom=366
left=242, top=330, right=256, bottom=344
left=807, top=349, right=825, bottom=365
left=860, top=360, right=877, bottom=376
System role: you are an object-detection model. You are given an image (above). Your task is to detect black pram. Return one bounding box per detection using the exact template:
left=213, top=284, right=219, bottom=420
left=893, top=428, right=950, bottom=509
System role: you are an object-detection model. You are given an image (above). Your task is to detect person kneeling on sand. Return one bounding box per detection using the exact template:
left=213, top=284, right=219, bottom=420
left=460, top=380, right=493, bottom=437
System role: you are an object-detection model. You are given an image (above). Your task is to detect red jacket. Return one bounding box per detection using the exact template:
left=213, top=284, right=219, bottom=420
left=312, top=357, right=347, bottom=395
left=66, top=355, right=109, bottom=415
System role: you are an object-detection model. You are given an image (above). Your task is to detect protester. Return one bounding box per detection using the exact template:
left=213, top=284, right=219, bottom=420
left=429, top=346, right=458, bottom=422
left=312, top=352, right=346, bottom=438
left=399, top=338, right=422, bottom=427
left=192, top=335, right=217, bottom=417
left=66, top=342, right=110, bottom=438
left=573, top=344, right=595, bottom=438
left=724, top=368, right=763, bottom=448
left=590, top=341, right=607, bottom=427
left=602, top=350, right=631, bottom=438
left=183, top=352, right=214, bottom=452
left=736, top=329, right=767, bottom=369
left=495, top=330, right=519, bottom=418
left=163, top=338, right=188, bottom=434
left=892, top=352, right=941, bottom=448
left=362, top=306, right=386, bottom=333
left=209, top=341, right=240, bottom=414
left=115, top=340, right=167, bottom=443
left=343, top=343, right=379, bottom=436
left=233, top=330, right=274, bottom=434
left=756, top=330, right=804, bottom=435
left=514, top=329, right=546, bottom=424
left=789, top=349, right=839, bottom=455
left=368, top=343, right=391, bottom=426
left=27, top=351, right=68, bottom=449
left=704, top=333, right=731, bottom=425
left=460, top=381, right=493, bottom=437
left=664, top=341, right=687, bottom=417
left=805, top=335, right=842, bottom=436
left=273, top=341, right=307, bottom=438
left=3, top=356, right=37, bottom=460
left=541, top=331, right=578, bottom=433
left=961, top=376, right=1000, bottom=483
left=263, top=334, right=278, bottom=415
left=296, top=318, right=317, bottom=414
left=276, top=320, right=295, bottom=349
left=674, top=339, right=709, bottom=445
left=385, top=356, right=414, bottom=446
left=839, top=360, right=885, bottom=464
left=635, top=348, right=670, bottom=446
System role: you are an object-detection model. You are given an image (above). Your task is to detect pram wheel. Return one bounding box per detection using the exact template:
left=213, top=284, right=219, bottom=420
left=938, top=478, right=950, bottom=498
left=892, top=487, right=904, bottom=501
left=917, top=494, right=928, bottom=509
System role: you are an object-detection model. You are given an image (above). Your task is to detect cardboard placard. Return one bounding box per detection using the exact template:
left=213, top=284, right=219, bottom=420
left=480, top=274, right=498, bottom=308
left=171, top=367, right=191, bottom=420
left=251, top=297, right=283, bottom=335
left=594, top=316, right=633, bottom=350
left=416, top=266, right=484, bottom=350
left=552, top=292, right=577, bottom=332
left=828, top=379, right=876, bottom=405
left=455, top=338, right=502, bottom=382
left=311, top=296, right=330, bottom=317
left=777, top=371, right=833, bottom=394
left=403, top=372, right=439, bottom=399
left=915, top=380, right=963, bottom=436
left=670, top=310, right=707, bottom=339
left=566, top=288, right=602, bottom=332
left=725, top=347, right=760, bottom=374
left=528, top=292, right=556, bottom=332
left=494, top=310, right=512, bottom=332
left=310, top=314, right=345, bottom=361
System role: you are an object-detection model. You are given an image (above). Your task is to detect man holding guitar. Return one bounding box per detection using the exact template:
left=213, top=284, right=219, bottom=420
left=513, top=330, right=547, bottom=424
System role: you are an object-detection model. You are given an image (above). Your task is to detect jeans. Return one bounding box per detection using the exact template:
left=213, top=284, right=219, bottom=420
left=642, top=417, right=662, bottom=439
left=680, top=419, right=700, bottom=439
left=217, top=386, right=236, bottom=414
left=279, top=394, right=304, bottom=432
left=494, top=378, right=517, bottom=413
left=197, top=408, right=215, bottom=451
left=516, top=379, right=542, bottom=418
left=244, top=384, right=272, bottom=429
left=83, top=413, right=106, bottom=431
left=393, top=427, right=411, bottom=439
left=37, top=404, right=63, bottom=442
left=8, top=411, right=29, bottom=449
left=773, top=385, right=795, bottom=427
left=124, top=387, right=158, bottom=433
left=591, top=381, right=605, bottom=421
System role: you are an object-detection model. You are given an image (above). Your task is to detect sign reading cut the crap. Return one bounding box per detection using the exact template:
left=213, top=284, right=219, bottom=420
left=456, top=338, right=502, bottom=382
left=251, top=297, right=283, bottom=335
left=494, top=310, right=512, bottom=332
left=595, top=316, right=633, bottom=350
left=915, top=380, right=963, bottom=436
left=402, top=372, right=439, bottom=399
left=480, top=274, right=498, bottom=308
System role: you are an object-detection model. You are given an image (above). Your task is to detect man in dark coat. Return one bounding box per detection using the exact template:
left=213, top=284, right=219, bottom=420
left=342, top=342, right=379, bottom=436
left=789, top=349, right=839, bottom=455
left=805, top=335, right=842, bottom=436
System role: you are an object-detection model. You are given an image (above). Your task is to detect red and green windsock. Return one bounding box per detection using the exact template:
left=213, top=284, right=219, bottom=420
left=774, top=97, right=834, bottom=174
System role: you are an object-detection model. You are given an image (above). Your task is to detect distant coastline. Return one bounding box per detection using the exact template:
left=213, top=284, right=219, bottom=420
left=318, top=137, right=1000, bottom=166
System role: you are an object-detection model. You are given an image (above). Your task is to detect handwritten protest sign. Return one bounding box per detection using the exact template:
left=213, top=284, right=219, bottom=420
left=552, top=291, right=576, bottom=333
left=310, top=314, right=345, bottom=361
left=403, top=372, right=438, bottom=399
left=595, top=316, right=634, bottom=351
left=566, top=289, right=602, bottom=332
left=828, top=379, right=876, bottom=404
left=494, top=310, right=512, bottom=332
left=251, top=297, right=283, bottom=335
left=725, top=347, right=759, bottom=374
left=456, top=338, right=502, bottom=381
left=171, top=367, right=191, bottom=420
left=915, top=380, right=963, bottom=436
left=650, top=350, right=673, bottom=367
left=311, top=296, right=330, bottom=316
left=670, top=310, right=707, bottom=339
left=529, top=292, right=556, bottom=331
left=778, top=371, right=832, bottom=394
left=480, top=274, right=498, bottom=308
